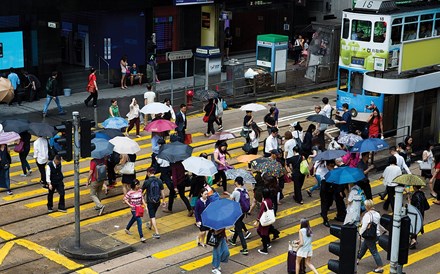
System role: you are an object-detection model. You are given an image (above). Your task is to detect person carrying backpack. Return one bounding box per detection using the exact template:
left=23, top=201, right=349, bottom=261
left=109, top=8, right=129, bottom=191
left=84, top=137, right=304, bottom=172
left=228, top=177, right=251, bottom=255
left=42, top=71, right=66, bottom=118
left=87, top=157, right=108, bottom=216
left=142, top=167, right=166, bottom=239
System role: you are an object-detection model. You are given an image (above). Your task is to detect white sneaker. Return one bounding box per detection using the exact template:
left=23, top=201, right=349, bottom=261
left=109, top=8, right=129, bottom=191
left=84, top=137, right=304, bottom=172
left=244, top=231, right=252, bottom=239
left=212, top=268, right=221, bottom=274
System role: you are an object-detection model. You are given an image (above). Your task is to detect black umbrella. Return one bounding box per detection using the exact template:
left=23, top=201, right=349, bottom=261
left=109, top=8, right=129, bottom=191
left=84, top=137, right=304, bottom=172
left=197, top=89, right=219, bottom=101
left=313, top=149, right=347, bottom=161
left=99, top=129, right=124, bottom=139
left=29, top=122, right=57, bottom=137
left=157, top=141, right=193, bottom=163
left=1, top=119, right=30, bottom=133
left=307, top=114, right=335, bottom=125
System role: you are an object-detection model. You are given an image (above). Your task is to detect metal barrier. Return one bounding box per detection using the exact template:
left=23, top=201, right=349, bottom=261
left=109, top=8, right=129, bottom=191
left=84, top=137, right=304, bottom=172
left=97, top=56, right=110, bottom=85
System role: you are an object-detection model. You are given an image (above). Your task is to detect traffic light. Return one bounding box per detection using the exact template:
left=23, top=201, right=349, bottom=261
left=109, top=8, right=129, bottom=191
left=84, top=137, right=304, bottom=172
left=54, top=121, right=73, bottom=162
left=378, top=214, right=393, bottom=260
left=328, top=224, right=358, bottom=274
left=80, top=118, right=96, bottom=158
left=378, top=214, right=411, bottom=265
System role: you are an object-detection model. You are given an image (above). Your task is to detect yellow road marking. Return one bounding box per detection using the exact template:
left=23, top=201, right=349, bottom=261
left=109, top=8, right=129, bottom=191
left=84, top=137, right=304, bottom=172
left=0, top=242, right=14, bottom=265
left=0, top=229, right=16, bottom=241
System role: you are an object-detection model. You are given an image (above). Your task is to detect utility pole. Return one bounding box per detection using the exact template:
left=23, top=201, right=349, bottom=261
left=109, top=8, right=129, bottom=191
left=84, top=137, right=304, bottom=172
left=72, top=111, right=81, bottom=249
left=390, top=186, right=404, bottom=273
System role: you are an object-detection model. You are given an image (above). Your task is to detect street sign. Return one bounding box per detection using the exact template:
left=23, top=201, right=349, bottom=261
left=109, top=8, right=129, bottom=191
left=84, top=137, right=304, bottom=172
left=166, top=50, right=193, bottom=61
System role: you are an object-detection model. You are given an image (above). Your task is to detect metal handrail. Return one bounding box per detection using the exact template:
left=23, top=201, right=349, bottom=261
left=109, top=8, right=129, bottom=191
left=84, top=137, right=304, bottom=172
left=98, top=56, right=110, bottom=84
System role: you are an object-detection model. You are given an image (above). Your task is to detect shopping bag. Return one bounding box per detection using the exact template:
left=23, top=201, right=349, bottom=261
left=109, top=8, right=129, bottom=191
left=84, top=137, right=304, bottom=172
left=184, top=134, right=192, bottom=144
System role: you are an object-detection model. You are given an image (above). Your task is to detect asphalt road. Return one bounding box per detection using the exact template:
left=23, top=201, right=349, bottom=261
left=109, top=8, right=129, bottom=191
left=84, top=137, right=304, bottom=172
left=1, top=89, right=439, bottom=274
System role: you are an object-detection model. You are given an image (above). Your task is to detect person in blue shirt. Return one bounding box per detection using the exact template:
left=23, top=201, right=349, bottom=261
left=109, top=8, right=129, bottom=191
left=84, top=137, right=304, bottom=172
left=336, top=103, right=351, bottom=134
left=129, top=63, right=143, bottom=86
left=8, top=68, right=22, bottom=106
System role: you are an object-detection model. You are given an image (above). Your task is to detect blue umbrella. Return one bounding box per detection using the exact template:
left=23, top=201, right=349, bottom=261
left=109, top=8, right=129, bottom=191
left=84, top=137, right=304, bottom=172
left=95, top=132, right=111, bottom=141
left=102, top=117, right=128, bottom=129
left=350, top=138, right=389, bottom=153
left=91, top=138, right=114, bottom=159
left=325, top=167, right=365, bottom=185
left=201, top=198, right=243, bottom=230
left=313, top=149, right=347, bottom=162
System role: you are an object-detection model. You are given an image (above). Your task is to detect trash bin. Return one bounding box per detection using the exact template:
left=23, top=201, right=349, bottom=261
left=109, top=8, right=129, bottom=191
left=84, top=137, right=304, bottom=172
left=63, top=88, right=71, bottom=96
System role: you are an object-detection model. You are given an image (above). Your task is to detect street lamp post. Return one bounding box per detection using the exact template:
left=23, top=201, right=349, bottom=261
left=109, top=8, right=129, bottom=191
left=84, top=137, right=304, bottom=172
left=390, top=185, right=405, bottom=273
left=72, top=111, right=81, bottom=249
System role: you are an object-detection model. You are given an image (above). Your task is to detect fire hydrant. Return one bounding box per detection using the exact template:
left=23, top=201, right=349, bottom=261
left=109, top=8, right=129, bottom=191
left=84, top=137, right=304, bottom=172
left=186, top=89, right=194, bottom=107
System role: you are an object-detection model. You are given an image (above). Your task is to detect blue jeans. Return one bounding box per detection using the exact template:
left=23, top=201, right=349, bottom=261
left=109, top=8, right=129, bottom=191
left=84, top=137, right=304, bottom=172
left=357, top=236, right=383, bottom=267
left=212, top=237, right=229, bottom=269
left=43, top=95, right=64, bottom=114
left=126, top=210, right=143, bottom=238
left=0, top=168, right=11, bottom=191
left=310, top=174, right=322, bottom=192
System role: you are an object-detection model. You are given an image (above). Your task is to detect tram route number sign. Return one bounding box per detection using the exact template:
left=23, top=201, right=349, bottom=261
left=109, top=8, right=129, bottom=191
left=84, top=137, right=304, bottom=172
left=166, top=50, right=193, bottom=61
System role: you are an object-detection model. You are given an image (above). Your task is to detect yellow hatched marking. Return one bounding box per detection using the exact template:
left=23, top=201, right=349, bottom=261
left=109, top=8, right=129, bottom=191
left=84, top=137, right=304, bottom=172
left=0, top=242, right=15, bottom=265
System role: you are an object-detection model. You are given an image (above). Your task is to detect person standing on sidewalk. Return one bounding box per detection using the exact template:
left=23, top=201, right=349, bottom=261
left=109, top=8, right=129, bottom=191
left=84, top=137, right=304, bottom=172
left=23, top=71, right=41, bottom=102
left=8, top=67, right=21, bottom=106
left=84, top=68, right=98, bottom=108
left=42, top=71, right=66, bottom=118
left=0, top=144, right=12, bottom=195
left=175, top=104, right=187, bottom=142
left=124, top=179, right=147, bottom=243
left=46, top=155, right=67, bottom=213
left=142, top=167, right=166, bottom=239
left=228, top=177, right=250, bottom=255
left=125, top=98, right=141, bottom=138
left=86, top=157, right=107, bottom=216
left=33, top=136, right=49, bottom=188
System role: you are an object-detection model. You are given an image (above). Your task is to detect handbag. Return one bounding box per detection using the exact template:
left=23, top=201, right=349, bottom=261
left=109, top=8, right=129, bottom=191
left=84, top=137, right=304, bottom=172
left=184, top=133, right=192, bottom=145
left=242, top=142, right=252, bottom=153
left=135, top=205, right=144, bottom=217
left=418, top=160, right=432, bottom=170
left=240, top=127, right=251, bottom=138
left=361, top=212, right=377, bottom=239
left=206, top=230, right=220, bottom=247
left=120, top=161, right=135, bottom=175
left=203, top=104, right=215, bottom=123
left=14, top=140, right=24, bottom=153
left=259, top=200, right=276, bottom=227
left=300, top=159, right=310, bottom=175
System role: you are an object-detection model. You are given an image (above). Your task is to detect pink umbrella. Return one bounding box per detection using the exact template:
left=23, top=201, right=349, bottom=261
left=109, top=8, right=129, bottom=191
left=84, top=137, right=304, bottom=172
left=144, top=119, right=177, bottom=133
left=0, top=131, right=20, bottom=144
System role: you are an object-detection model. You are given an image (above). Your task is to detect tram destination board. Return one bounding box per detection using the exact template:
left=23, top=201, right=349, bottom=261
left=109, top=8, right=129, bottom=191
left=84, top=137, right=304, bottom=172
left=166, top=50, right=193, bottom=61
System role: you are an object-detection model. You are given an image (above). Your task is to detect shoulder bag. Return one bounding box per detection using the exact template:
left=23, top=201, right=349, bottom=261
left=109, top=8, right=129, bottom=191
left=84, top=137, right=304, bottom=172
left=361, top=212, right=377, bottom=239
left=259, top=200, right=276, bottom=227
left=418, top=160, right=431, bottom=170
left=300, top=159, right=310, bottom=175
left=206, top=230, right=221, bottom=247
left=135, top=205, right=144, bottom=217
left=203, top=104, right=215, bottom=123
left=14, top=140, right=24, bottom=153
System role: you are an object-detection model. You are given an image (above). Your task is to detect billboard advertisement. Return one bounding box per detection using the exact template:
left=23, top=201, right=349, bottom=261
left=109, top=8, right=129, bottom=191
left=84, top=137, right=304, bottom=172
left=0, top=31, right=24, bottom=70
left=399, top=37, right=440, bottom=73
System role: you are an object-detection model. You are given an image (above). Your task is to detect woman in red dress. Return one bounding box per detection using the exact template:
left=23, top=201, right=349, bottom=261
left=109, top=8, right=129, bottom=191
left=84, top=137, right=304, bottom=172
left=367, top=108, right=383, bottom=138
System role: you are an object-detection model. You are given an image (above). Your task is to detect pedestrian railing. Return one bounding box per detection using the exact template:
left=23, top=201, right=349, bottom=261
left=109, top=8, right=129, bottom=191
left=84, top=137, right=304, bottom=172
left=97, top=56, right=110, bottom=85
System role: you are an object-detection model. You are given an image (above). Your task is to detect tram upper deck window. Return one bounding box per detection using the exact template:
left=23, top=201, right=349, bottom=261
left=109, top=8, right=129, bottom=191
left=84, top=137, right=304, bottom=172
left=338, top=68, right=349, bottom=92
left=373, top=22, right=387, bottom=43
left=391, top=18, right=402, bottom=45
left=435, top=13, right=440, bottom=36
left=350, top=71, right=363, bottom=95
left=419, top=14, right=434, bottom=38
left=351, top=20, right=372, bottom=41
left=403, top=16, right=418, bottom=41
left=343, top=18, right=350, bottom=39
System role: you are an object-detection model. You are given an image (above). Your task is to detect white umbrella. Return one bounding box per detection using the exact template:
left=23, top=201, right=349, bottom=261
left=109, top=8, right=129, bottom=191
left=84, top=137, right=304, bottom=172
left=109, top=136, right=141, bottom=154
left=140, top=102, right=171, bottom=115
left=182, top=156, right=218, bottom=176
left=240, top=103, right=266, bottom=112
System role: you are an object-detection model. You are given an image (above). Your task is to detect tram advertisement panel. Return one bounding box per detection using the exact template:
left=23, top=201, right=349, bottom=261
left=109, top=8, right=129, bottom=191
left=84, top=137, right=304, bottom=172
left=340, top=39, right=388, bottom=70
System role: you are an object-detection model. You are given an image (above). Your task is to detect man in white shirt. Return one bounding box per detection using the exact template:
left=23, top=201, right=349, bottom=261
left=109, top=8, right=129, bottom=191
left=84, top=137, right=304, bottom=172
left=45, top=155, right=67, bottom=213
left=322, top=97, right=334, bottom=142
left=264, top=128, right=279, bottom=157
left=389, top=146, right=411, bottom=174
left=143, top=84, right=156, bottom=124
left=382, top=156, right=402, bottom=211
left=33, top=136, right=49, bottom=187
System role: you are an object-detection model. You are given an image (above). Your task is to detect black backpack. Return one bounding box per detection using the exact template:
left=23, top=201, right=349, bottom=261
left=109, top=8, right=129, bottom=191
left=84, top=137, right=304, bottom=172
left=146, top=178, right=161, bottom=203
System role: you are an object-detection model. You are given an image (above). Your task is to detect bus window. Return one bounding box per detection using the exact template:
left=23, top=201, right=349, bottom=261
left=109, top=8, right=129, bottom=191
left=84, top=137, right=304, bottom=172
left=373, top=21, right=387, bottom=43
left=435, top=13, right=440, bottom=36
left=350, top=71, right=363, bottom=95
left=391, top=18, right=402, bottom=44
left=343, top=18, right=350, bottom=39
left=339, top=68, right=349, bottom=92
left=364, top=90, right=381, bottom=97
left=351, top=20, right=372, bottom=41
left=403, top=16, right=418, bottom=41
left=419, top=14, right=434, bottom=38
